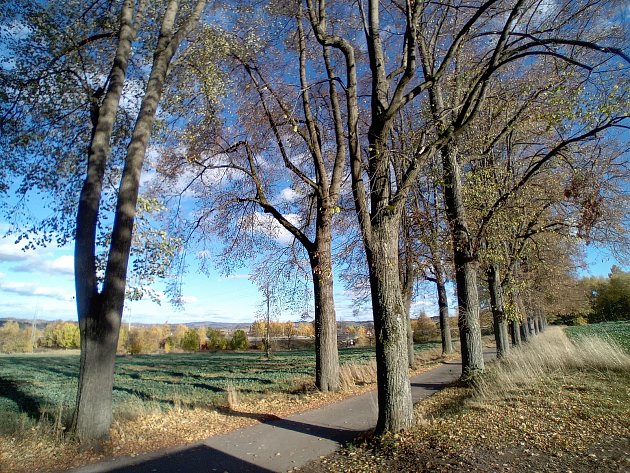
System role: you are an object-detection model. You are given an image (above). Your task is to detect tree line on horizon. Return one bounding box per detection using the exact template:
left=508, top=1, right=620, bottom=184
left=1, top=0, right=628, bottom=443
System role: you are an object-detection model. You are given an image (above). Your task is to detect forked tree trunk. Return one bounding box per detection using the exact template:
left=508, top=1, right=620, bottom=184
left=487, top=265, right=510, bottom=359
left=74, top=301, right=122, bottom=442
left=435, top=268, right=454, bottom=355
left=367, top=216, right=413, bottom=433
left=310, top=215, right=340, bottom=392
left=73, top=0, right=137, bottom=444
left=74, top=0, right=206, bottom=443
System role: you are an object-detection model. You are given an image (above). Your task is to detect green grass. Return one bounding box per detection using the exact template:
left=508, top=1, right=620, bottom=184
left=0, top=342, right=438, bottom=431
left=565, top=320, right=630, bottom=353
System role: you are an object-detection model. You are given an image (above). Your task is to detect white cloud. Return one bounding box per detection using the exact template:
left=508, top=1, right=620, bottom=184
left=14, top=255, right=74, bottom=275
left=44, top=255, right=74, bottom=275
left=0, top=280, right=73, bottom=301
left=251, top=212, right=301, bottom=245
left=0, top=240, right=30, bottom=262
left=279, top=187, right=300, bottom=202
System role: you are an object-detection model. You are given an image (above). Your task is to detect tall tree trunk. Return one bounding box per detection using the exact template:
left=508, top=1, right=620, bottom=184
left=454, top=255, right=484, bottom=379
left=367, top=216, right=413, bottom=433
left=310, top=214, right=340, bottom=392
left=487, top=265, right=510, bottom=358
left=510, top=319, right=521, bottom=346
left=435, top=266, right=454, bottom=355
left=74, top=0, right=137, bottom=444
left=265, top=292, right=271, bottom=358
left=441, top=145, right=484, bottom=380
left=74, top=301, right=122, bottom=444
left=73, top=0, right=206, bottom=443
left=401, top=274, right=415, bottom=369
left=520, top=318, right=529, bottom=342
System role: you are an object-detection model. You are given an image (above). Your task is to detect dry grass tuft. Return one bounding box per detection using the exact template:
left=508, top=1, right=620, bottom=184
left=413, top=346, right=444, bottom=365
left=339, top=360, right=378, bottom=390
left=225, top=382, right=240, bottom=410
left=475, top=326, right=630, bottom=399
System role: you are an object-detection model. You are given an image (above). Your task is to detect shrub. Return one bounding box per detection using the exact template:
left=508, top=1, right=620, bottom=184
left=413, top=315, right=440, bottom=343
left=0, top=321, right=32, bottom=353
left=128, top=328, right=161, bottom=355
left=163, top=337, right=175, bottom=353
left=206, top=328, right=228, bottom=350
left=230, top=330, right=248, bottom=350
left=180, top=329, right=200, bottom=352
left=41, top=322, right=80, bottom=349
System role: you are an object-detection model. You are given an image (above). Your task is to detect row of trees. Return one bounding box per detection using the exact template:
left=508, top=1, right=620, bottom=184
left=1, top=0, right=628, bottom=441
left=553, top=266, right=630, bottom=325
left=120, top=325, right=250, bottom=353
left=0, top=321, right=81, bottom=353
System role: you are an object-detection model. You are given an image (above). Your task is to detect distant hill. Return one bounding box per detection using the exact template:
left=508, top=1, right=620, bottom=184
left=0, top=318, right=381, bottom=330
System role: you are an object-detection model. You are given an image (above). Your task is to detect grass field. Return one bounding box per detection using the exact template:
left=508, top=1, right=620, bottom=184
left=565, top=320, right=630, bottom=353
left=0, top=342, right=438, bottom=433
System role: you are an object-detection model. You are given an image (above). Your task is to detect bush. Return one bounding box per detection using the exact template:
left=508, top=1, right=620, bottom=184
left=206, top=328, right=228, bottom=350
left=0, top=321, right=32, bottom=353
left=413, top=315, right=440, bottom=343
left=231, top=330, right=248, bottom=350
left=589, top=268, right=630, bottom=323
left=180, top=329, right=200, bottom=352
left=163, top=337, right=175, bottom=353
left=128, top=328, right=161, bottom=355
left=41, top=322, right=80, bottom=349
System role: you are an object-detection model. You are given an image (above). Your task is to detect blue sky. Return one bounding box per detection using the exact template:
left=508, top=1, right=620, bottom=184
left=0, top=220, right=623, bottom=325
left=0, top=225, right=381, bottom=324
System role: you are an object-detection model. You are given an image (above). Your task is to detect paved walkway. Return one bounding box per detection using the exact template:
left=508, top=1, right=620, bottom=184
left=71, top=357, right=476, bottom=473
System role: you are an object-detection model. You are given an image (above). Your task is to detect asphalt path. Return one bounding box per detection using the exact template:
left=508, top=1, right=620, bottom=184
left=70, top=355, right=490, bottom=473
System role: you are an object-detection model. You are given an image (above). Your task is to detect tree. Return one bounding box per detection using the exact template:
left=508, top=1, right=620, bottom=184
left=412, top=315, right=440, bottom=344
left=42, top=322, right=81, bottom=349
left=180, top=329, right=201, bottom=352
left=206, top=328, right=228, bottom=350
left=0, top=321, right=32, bottom=353
left=160, top=2, right=348, bottom=391
left=230, top=329, right=248, bottom=350
left=590, top=268, right=630, bottom=322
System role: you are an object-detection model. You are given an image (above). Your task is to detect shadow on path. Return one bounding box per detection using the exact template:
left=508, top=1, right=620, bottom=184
left=104, top=444, right=273, bottom=473
left=411, top=382, right=445, bottom=391
left=218, top=407, right=363, bottom=442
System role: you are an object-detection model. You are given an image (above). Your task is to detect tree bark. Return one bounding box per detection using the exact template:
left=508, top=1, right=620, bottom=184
left=435, top=266, right=454, bottom=355
left=487, top=265, right=510, bottom=359
left=403, top=288, right=415, bottom=369
left=510, top=319, right=521, bottom=346
left=441, top=145, right=484, bottom=380
left=310, top=213, right=340, bottom=392
left=368, top=216, right=413, bottom=433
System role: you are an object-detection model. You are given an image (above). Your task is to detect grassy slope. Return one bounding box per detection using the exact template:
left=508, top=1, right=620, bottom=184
left=302, top=323, right=630, bottom=473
